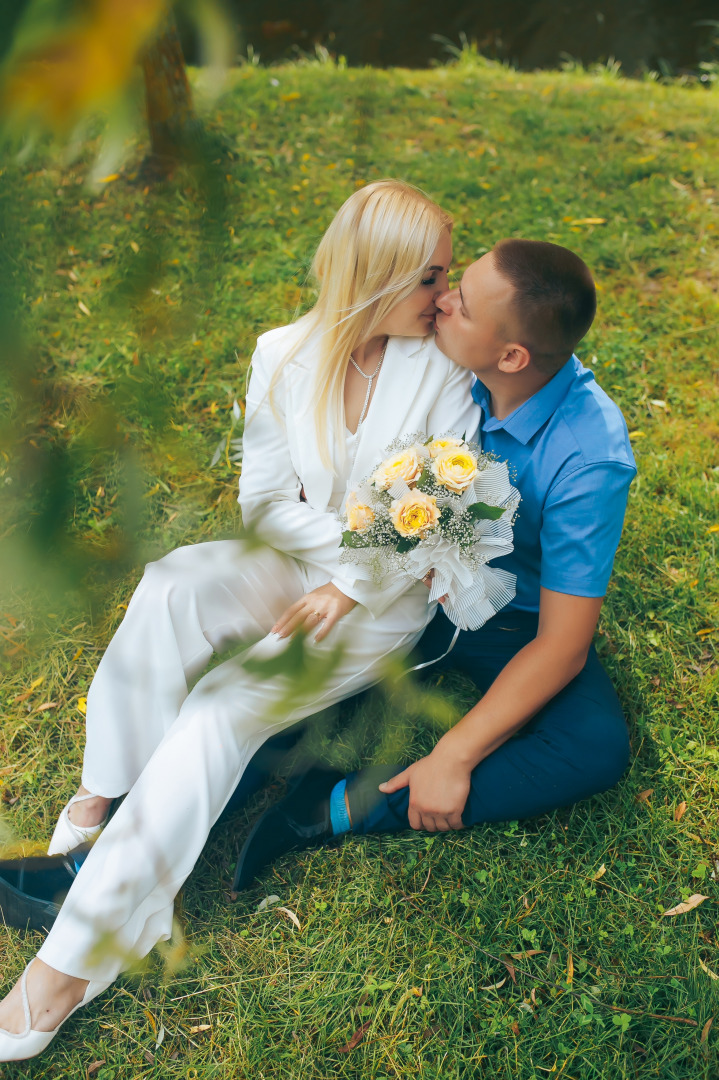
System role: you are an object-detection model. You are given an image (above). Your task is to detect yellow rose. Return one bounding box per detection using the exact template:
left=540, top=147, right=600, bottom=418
left=431, top=447, right=479, bottom=493
left=426, top=436, right=464, bottom=459
left=389, top=490, right=440, bottom=538
left=346, top=498, right=375, bottom=531
left=371, top=447, right=424, bottom=490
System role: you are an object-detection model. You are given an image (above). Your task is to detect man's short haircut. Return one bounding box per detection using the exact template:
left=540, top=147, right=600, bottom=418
left=492, top=239, right=596, bottom=375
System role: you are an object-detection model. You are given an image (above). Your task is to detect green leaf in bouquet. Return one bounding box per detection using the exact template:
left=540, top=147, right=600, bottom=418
left=341, top=530, right=366, bottom=548
left=466, top=501, right=506, bottom=521
left=396, top=536, right=420, bottom=553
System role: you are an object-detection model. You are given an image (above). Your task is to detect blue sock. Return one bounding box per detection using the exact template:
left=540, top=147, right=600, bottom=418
left=329, top=779, right=351, bottom=835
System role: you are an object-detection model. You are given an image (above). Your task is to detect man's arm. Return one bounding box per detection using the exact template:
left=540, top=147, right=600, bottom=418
left=378, top=589, right=604, bottom=832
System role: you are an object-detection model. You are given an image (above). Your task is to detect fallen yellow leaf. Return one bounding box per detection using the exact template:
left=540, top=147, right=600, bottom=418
left=78, top=300, right=91, bottom=316
left=276, top=906, right=301, bottom=930
left=628, top=430, right=646, bottom=439
left=661, top=894, right=709, bottom=917
left=570, top=217, right=607, bottom=225
left=592, top=863, right=607, bottom=881
left=701, top=1017, right=714, bottom=1045
left=707, top=525, right=719, bottom=534
left=699, top=959, right=719, bottom=981
left=674, top=801, right=687, bottom=821
left=98, top=173, right=119, bottom=183
left=636, top=788, right=654, bottom=803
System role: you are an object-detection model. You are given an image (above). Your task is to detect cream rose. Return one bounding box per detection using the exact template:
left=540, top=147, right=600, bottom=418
left=431, top=447, right=479, bottom=493
left=389, top=490, right=440, bottom=538
left=371, top=447, right=424, bottom=490
left=426, top=436, right=464, bottom=459
left=346, top=498, right=375, bottom=531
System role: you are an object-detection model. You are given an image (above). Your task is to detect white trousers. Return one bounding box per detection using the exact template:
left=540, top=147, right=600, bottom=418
left=37, top=540, right=433, bottom=981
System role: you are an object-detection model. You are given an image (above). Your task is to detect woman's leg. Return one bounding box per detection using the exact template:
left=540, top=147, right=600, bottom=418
left=36, top=584, right=434, bottom=985
left=1, top=540, right=312, bottom=1038
left=76, top=540, right=308, bottom=805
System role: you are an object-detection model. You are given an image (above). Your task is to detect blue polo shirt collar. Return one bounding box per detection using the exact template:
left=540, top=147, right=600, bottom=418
left=471, top=356, right=577, bottom=446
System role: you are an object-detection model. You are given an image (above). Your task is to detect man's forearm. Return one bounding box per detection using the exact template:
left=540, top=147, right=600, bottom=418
left=434, top=635, right=588, bottom=770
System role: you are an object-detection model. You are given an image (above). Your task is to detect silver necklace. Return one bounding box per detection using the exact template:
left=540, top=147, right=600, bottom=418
left=348, top=338, right=388, bottom=428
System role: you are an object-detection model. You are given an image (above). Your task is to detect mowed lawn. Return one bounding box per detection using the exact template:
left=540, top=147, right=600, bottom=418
left=0, top=53, right=718, bottom=1080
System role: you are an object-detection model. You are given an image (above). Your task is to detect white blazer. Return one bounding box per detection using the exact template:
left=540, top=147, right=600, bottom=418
left=239, top=322, right=480, bottom=618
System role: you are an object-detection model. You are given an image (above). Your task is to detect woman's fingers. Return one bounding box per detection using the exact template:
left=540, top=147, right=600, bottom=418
left=274, top=600, right=331, bottom=639
left=274, top=601, right=314, bottom=636
left=284, top=608, right=320, bottom=637
left=273, top=584, right=355, bottom=641
left=313, top=611, right=336, bottom=643
left=272, top=598, right=306, bottom=636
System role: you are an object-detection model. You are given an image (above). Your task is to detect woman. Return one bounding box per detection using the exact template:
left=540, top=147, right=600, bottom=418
left=0, top=179, right=479, bottom=1061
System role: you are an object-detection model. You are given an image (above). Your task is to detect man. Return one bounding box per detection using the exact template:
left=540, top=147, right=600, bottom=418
left=0, top=239, right=636, bottom=924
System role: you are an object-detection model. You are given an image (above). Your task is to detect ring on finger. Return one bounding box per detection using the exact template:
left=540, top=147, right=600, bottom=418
left=313, top=609, right=323, bottom=620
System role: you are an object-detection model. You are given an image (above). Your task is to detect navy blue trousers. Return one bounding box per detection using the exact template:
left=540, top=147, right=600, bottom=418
left=344, top=607, right=630, bottom=833
left=223, top=608, right=630, bottom=831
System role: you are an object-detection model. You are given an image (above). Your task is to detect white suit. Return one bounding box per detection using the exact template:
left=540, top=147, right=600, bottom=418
left=37, top=325, right=479, bottom=982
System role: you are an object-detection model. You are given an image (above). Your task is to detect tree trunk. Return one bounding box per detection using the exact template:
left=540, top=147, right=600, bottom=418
left=141, top=11, right=198, bottom=173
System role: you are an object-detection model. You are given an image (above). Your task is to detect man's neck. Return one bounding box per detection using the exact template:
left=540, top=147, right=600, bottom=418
left=479, top=367, right=553, bottom=421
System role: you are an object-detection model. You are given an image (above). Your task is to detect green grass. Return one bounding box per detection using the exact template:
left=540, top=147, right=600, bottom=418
left=1, top=54, right=719, bottom=1079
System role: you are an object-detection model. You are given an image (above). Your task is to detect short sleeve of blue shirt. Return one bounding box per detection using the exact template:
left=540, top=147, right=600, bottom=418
left=540, top=461, right=636, bottom=597
left=471, top=355, right=637, bottom=613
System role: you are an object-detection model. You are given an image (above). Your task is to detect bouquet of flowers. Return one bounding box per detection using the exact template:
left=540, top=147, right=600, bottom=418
left=340, top=434, right=520, bottom=631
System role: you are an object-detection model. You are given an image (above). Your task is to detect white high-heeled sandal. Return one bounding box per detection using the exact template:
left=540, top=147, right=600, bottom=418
left=47, top=793, right=109, bottom=856
left=0, top=960, right=111, bottom=1062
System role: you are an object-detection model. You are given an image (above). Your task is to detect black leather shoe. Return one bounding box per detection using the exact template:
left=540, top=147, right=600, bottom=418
left=232, top=767, right=344, bottom=893
left=0, top=844, right=91, bottom=933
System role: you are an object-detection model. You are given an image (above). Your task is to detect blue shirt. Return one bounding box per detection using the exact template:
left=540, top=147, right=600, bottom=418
left=472, top=356, right=637, bottom=613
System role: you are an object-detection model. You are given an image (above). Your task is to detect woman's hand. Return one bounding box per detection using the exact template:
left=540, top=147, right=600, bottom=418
left=272, top=583, right=357, bottom=643
left=422, top=569, right=448, bottom=605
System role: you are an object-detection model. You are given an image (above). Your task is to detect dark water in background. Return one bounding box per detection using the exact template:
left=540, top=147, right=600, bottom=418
left=225, top=0, right=717, bottom=75
left=0, top=1, right=716, bottom=75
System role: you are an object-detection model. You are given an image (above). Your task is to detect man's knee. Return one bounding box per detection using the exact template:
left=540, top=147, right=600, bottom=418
left=573, top=708, right=630, bottom=795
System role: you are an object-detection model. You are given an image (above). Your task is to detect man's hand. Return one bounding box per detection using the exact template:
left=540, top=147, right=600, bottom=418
left=272, top=582, right=357, bottom=643
left=378, top=748, right=471, bottom=832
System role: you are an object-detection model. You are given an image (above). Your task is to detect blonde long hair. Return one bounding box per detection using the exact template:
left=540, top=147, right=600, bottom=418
left=269, top=179, right=452, bottom=469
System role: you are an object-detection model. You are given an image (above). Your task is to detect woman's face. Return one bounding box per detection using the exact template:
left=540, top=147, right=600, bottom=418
left=375, top=229, right=453, bottom=339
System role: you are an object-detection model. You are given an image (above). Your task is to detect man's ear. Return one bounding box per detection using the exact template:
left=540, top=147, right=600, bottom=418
left=498, top=344, right=531, bottom=373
